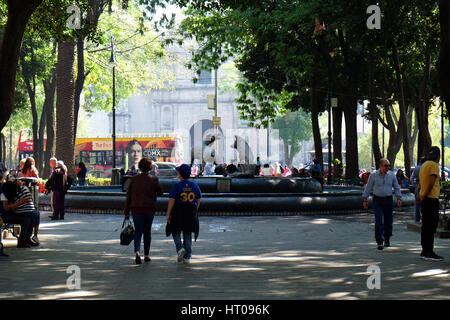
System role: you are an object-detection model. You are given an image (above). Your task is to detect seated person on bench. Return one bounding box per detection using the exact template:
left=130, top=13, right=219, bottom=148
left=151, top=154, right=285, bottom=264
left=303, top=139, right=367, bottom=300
left=1, top=179, right=40, bottom=248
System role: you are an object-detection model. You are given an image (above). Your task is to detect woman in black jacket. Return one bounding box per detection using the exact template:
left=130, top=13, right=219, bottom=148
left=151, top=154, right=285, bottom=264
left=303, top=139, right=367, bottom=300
left=76, top=162, right=87, bottom=186
left=45, top=161, right=68, bottom=220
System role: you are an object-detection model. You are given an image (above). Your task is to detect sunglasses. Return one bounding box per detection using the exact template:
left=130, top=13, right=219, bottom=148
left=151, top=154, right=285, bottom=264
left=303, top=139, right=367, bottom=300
left=383, top=164, right=391, bottom=167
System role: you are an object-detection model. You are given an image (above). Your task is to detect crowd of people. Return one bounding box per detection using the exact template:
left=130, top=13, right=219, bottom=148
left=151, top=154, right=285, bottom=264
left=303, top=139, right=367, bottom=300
left=0, top=156, right=75, bottom=250
left=359, top=163, right=430, bottom=189
left=2, top=149, right=445, bottom=264
left=362, top=146, right=444, bottom=261
left=188, top=157, right=317, bottom=179
left=124, top=158, right=200, bottom=265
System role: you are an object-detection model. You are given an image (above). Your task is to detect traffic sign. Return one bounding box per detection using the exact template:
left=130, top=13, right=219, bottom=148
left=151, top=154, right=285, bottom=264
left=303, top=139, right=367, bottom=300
left=213, top=116, right=221, bottom=125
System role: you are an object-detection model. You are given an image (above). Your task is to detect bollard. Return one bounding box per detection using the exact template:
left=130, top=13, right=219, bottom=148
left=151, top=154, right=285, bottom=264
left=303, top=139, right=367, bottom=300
left=111, top=168, right=121, bottom=185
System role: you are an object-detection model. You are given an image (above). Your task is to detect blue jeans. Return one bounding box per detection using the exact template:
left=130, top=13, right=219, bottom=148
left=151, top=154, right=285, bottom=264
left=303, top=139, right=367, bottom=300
left=173, top=231, right=192, bottom=259
left=373, top=196, right=393, bottom=244
left=131, top=212, right=155, bottom=256
left=26, top=210, right=40, bottom=227
left=413, top=188, right=421, bottom=222
left=414, top=203, right=421, bottom=222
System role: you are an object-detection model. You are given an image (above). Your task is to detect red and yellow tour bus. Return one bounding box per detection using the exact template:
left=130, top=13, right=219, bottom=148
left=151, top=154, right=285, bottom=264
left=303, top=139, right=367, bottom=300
left=17, top=131, right=183, bottom=178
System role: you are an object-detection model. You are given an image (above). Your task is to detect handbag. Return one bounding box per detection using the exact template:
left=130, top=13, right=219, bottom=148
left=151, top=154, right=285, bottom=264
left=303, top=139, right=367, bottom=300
left=120, top=217, right=134, bottom=246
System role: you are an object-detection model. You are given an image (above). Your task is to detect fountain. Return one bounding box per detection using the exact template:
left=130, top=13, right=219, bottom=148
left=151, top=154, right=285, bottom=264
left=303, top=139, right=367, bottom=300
left=38, top=176, right=415, bottom=216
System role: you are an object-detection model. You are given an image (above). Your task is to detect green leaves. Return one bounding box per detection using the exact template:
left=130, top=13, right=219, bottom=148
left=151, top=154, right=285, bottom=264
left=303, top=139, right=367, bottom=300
left=82, top=3, right=175, bottom=113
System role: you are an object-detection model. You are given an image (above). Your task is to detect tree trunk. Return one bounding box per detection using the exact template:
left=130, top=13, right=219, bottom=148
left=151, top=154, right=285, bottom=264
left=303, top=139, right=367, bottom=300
left=0, top=0, right=42, bottom=131
left=439, top=0, right=450, bottom=117
left=283, top=142, right=291, bottom=167
left=380, top=98, right=403, bottom=168
left=55, top=41, right=76, bottom=177
left=37, top=96, right=48, bottom=174
left=416, top=51, right=433, bottom=161
left=310, top=79, right=323, bottom=168
left=392, top=45, right=411, bottom=177
left=0, top=133, right=5, bottom=163
left=343, top=98, right=359, bottom=179
left=42, top=68, right=57, bottom=179
left=74, top=36, right=86, bottom=145
left=368, top=54, right=382, bottom=169
left=409, top=111, right=419, bottom=166
left=20, top=42, right=43, bottom=174
left=73, top=0, right=106, bottom=143
left=370, top=102, right=382, bottom=169
left=332, top=104, right=343, bottom=179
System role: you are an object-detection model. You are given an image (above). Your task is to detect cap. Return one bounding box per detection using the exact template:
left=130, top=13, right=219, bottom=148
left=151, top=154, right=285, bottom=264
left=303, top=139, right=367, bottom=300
left=426, top=146, right=440, bottom=161
left=176, top=164, right=191, bottom=178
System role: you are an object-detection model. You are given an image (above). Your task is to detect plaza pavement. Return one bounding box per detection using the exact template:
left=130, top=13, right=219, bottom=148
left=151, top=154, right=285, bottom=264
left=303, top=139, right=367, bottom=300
left=0, top=209, right=449, bottom=300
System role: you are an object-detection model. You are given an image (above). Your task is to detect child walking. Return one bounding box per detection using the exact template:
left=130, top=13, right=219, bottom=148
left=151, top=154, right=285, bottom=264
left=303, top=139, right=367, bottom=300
left=166, top=164, right=201, bottom=264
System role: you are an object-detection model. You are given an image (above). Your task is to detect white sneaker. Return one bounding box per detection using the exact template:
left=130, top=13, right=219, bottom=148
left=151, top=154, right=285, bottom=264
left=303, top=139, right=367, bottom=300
left=177, top=248, right=185, bottom=263
left=183, top=258, right=191, bottom=264
left=32, top=235, right=40, bottom=245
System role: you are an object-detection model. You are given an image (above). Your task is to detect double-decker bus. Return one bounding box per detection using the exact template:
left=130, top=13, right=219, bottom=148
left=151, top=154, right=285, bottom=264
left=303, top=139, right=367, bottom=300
left=17, top=132, right=183, bottom=178
left=75, top=134, right=183, bottom=177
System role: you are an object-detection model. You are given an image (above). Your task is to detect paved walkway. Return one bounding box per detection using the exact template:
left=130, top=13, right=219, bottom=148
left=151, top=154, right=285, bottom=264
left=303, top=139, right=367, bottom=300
left=0, top=209, right=449, bottom=300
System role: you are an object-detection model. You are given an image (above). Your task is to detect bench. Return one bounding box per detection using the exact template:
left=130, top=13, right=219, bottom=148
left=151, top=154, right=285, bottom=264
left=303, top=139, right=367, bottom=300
left=0, top=198, right=20, bottom=257
left=440, top=187, right=450, bottom=213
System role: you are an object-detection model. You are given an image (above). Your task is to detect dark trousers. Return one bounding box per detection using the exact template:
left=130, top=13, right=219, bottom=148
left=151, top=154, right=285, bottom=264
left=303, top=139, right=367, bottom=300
left=420, top=197, right=440, bottom=253
left=373, top=196, right=393, bottom=244
left=131, top=211, right=155, bottom=256
left=1, top=213, right=33, bottom=241
left=52, top=190, right=66, bottom=219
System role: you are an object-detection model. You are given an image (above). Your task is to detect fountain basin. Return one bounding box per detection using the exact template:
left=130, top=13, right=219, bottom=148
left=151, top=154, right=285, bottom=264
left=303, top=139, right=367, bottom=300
left=38, top=177, right=415, bottom=215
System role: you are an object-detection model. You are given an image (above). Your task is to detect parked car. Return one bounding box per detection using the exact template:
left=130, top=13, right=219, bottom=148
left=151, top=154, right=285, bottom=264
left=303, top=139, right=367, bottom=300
left=153, top=162, right=178, bottom=178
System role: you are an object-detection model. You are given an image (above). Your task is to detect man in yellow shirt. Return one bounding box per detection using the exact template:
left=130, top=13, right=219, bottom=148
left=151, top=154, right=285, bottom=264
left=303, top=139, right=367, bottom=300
left=417, top=146, right=443, bottom=261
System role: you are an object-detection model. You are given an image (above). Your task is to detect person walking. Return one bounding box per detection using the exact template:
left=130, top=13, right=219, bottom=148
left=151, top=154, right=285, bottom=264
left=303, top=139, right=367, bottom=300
left=310, top=159, right=324, bottom=186
left=255, top=156, right=261, bottom=176
left=363, top=158, right=402, bottom=250
left=166, top=164, right=201, bottom=264
left=417, top=146, right=444, bottom=261
left=124, top=158, right=163, bottom=265
left=410, top=157, right=426, bottom=223
left=47, top=157, right=57, bottom=218
left=45, top=161, right=68, bottom=220
left=76, top=162, right=87, bottom=186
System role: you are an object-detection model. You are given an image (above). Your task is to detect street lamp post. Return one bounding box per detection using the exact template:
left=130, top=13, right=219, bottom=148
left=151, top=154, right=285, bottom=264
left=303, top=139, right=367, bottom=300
left=109, top=36, right=117, bottom=170
left=9, top=125, right=12, bottom=170
left=442, top=100, right=445, bottom=181
left=327, top=95, right=332, bottom=184
left=327, top=51, right=335, bottom=185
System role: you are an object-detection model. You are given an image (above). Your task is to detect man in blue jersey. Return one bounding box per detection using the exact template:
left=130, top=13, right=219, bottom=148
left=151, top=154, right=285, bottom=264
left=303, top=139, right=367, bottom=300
left=166, top=164, right=201, bottom=264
